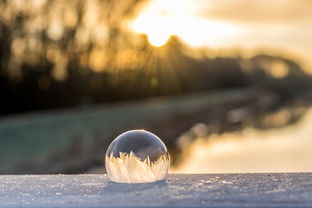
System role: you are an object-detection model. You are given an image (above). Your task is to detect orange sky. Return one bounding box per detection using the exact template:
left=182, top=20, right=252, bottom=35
left=130, top=0, right=312, bottom=70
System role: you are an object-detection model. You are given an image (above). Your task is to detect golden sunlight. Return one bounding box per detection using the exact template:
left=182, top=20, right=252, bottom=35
left=173, top=109, right=312, bottom=173
left=147, top=32, right=171, bottom=47
left=130, top=0, right=240, bottom=48
left=130, top=0, right=312, bottom=70
left=131, top=12, right=172, bottom=47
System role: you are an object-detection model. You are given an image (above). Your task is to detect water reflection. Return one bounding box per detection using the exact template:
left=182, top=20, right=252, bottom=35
left=173, top=107, right=312, bottom=173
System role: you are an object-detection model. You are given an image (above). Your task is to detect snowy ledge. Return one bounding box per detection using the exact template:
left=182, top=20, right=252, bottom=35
left=0, top=173, right=311, bottom=208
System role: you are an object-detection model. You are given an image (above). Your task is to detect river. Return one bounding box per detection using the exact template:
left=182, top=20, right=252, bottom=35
left=174, top=107, right=312, bottom=173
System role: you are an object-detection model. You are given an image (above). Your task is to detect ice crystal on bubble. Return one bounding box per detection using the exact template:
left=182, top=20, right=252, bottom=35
left=105, top=130, right=170, bottom=183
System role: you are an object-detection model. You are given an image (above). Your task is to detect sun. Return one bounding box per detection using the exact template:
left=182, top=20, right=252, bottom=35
left=130, top=0, right=239, bottom=48
left=129, top=0, right=178, bottom=47
left=147, top=31, right=171, bottom=47
left=129, top=0, right=205, bottom=47
left=130, top=11, right=173, bottom=47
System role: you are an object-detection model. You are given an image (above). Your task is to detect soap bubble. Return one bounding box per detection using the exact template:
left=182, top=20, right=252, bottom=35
left=105, top=130, right=170, bottom=183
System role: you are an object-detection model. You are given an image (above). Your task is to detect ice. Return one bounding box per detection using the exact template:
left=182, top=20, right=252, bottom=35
left=105, top=130, right=170, bottom=183
left=0, top=173, right=312, bottom=207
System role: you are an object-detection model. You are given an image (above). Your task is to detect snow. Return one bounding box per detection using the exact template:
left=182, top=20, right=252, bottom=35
left=0, top=173, right=312, bottom=207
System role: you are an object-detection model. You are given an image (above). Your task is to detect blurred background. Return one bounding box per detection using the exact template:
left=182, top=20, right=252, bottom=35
left=1, top=0, right=312, bottom=174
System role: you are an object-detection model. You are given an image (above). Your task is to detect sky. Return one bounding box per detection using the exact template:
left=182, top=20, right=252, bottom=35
left=130, top=0, right=312, bottom=70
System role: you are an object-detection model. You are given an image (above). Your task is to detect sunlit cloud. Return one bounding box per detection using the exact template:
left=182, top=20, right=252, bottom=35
left=199, top=0, right=312, bottom=24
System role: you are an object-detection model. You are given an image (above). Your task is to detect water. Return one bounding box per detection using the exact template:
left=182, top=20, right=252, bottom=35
left=174, top=108, right=312, bottom=173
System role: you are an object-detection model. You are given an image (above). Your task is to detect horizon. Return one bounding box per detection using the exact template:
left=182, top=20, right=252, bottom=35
left=130, top=0, right=312, bottom=71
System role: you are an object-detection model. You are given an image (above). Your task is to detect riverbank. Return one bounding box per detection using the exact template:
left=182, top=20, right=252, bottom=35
left=0, top=88, right=310, bottom=174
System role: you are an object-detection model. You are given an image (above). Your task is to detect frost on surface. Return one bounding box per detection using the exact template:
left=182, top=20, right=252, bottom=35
left=0, top=173, right=312, bottom=207
left=106, top=151, right=169, bottom=183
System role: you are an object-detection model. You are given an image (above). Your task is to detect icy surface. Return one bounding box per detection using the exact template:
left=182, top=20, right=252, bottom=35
left=0, top=173, right=312, bottom=207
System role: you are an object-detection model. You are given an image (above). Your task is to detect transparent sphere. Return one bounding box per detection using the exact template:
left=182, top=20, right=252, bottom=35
left=105, top=130, right=170, bottom=183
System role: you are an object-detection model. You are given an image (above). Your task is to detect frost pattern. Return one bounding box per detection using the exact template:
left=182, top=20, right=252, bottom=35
left=106, top=151, right=169, bottom=183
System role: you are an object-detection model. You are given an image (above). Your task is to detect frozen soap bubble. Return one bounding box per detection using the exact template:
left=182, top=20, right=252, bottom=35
left=105, top=130, right=170, bottom=183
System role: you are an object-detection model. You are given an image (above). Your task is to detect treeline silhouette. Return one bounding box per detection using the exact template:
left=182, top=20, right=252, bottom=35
left=0, top=0, right=311, bottom=116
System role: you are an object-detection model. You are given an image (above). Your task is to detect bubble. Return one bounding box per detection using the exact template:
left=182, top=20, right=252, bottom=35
left=105, top=130, right=170, bottom=183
